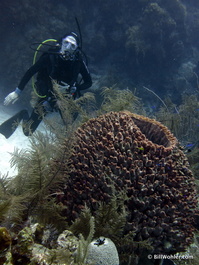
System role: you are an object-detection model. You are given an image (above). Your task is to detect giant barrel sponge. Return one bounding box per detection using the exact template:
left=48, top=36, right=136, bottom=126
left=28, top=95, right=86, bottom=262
left=55, top=111, right=198, bottom=254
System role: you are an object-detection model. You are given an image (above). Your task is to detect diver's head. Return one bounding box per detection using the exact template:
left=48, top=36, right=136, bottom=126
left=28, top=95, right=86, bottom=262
left=60, top=32, right=79, bottom=60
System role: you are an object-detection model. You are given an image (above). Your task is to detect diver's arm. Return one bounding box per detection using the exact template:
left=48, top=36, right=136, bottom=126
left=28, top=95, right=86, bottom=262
left=77, top=60, right=92, bottom=91
left=18, top=55, right=49, bottom=91
left=4, top=55, right=49, bottom=105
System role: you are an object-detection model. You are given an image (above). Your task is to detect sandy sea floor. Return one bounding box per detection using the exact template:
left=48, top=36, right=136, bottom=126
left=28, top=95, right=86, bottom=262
left=0, top=104, right=46, bottom=177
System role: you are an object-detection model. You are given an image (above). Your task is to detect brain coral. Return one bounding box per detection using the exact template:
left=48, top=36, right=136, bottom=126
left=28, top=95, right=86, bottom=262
left=56, top=111, right=197, bottom=254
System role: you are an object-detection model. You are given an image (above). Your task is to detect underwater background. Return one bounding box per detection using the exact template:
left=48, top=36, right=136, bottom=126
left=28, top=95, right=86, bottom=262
left=1, top=0, right=199, bottom=107
left=1, top=0, right=199, bottom=264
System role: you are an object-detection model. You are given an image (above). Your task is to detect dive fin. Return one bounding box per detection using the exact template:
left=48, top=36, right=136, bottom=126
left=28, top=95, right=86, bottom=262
left=0, top=110, right=29, bottom=139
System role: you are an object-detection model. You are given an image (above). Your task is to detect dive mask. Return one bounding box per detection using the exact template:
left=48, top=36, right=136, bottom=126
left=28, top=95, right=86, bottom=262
left=60, top=36, right=78, bottom=59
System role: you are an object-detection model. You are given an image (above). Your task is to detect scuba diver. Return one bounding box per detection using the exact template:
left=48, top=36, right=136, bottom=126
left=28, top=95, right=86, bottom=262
left=0, top=31, right=92, bottom=138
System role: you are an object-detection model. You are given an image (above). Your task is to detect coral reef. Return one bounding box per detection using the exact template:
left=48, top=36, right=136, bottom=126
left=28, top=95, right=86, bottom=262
left=55, top=111, right=198, bottom=255
left=1, top=218, right=116, bottom=264
left=155, top=94, right=199, bottom=143
left=2, top=224, right=85, bottom=264
left=98, top=85, right=142, bottom=114
left=0, top=227, right=11, bottom=252
left=0, top=227, right=12, bottom=264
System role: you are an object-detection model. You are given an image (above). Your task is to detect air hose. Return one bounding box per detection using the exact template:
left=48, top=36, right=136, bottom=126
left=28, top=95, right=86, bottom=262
left=32, top=39, right=57, bottom=98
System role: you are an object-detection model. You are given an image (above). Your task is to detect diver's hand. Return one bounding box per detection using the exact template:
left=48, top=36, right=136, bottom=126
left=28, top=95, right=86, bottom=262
left=4, top=92, right=19, bottom=105
left=4, top=87, right=21, bottom=105
left=59, top=81, right=70, bottom=93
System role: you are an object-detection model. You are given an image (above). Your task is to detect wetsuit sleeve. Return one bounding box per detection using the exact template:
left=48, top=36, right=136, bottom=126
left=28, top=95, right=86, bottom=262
left=17, top=55, right=49, bottom=91
left=77, top=61, right=92, bottom=91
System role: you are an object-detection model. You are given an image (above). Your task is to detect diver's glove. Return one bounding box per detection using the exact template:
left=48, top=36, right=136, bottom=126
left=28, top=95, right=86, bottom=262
left=59, top=81, right=70, bottom=93
left=4, top=87, right=22, bottom=105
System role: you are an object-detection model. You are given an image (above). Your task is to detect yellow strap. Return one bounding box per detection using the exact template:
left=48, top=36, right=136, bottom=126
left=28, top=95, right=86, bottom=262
left=32, top=39, right=58, bottom=98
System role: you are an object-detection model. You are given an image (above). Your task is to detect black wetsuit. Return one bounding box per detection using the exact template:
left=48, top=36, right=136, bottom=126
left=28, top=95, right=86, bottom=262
left=18, top=53, right=92, bottom=97
left=1, top=52, right=92, bottom=137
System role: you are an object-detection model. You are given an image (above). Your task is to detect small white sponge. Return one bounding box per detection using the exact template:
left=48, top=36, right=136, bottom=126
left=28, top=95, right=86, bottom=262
left=86, top=237, right=120, bottom=265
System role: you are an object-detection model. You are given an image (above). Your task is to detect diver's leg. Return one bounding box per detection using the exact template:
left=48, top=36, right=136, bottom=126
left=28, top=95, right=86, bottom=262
left=23, top=79, right=51, bottom=136
left=22, top=109, right=42, bottom=136
left=22, top=103, right=47, bottom=136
